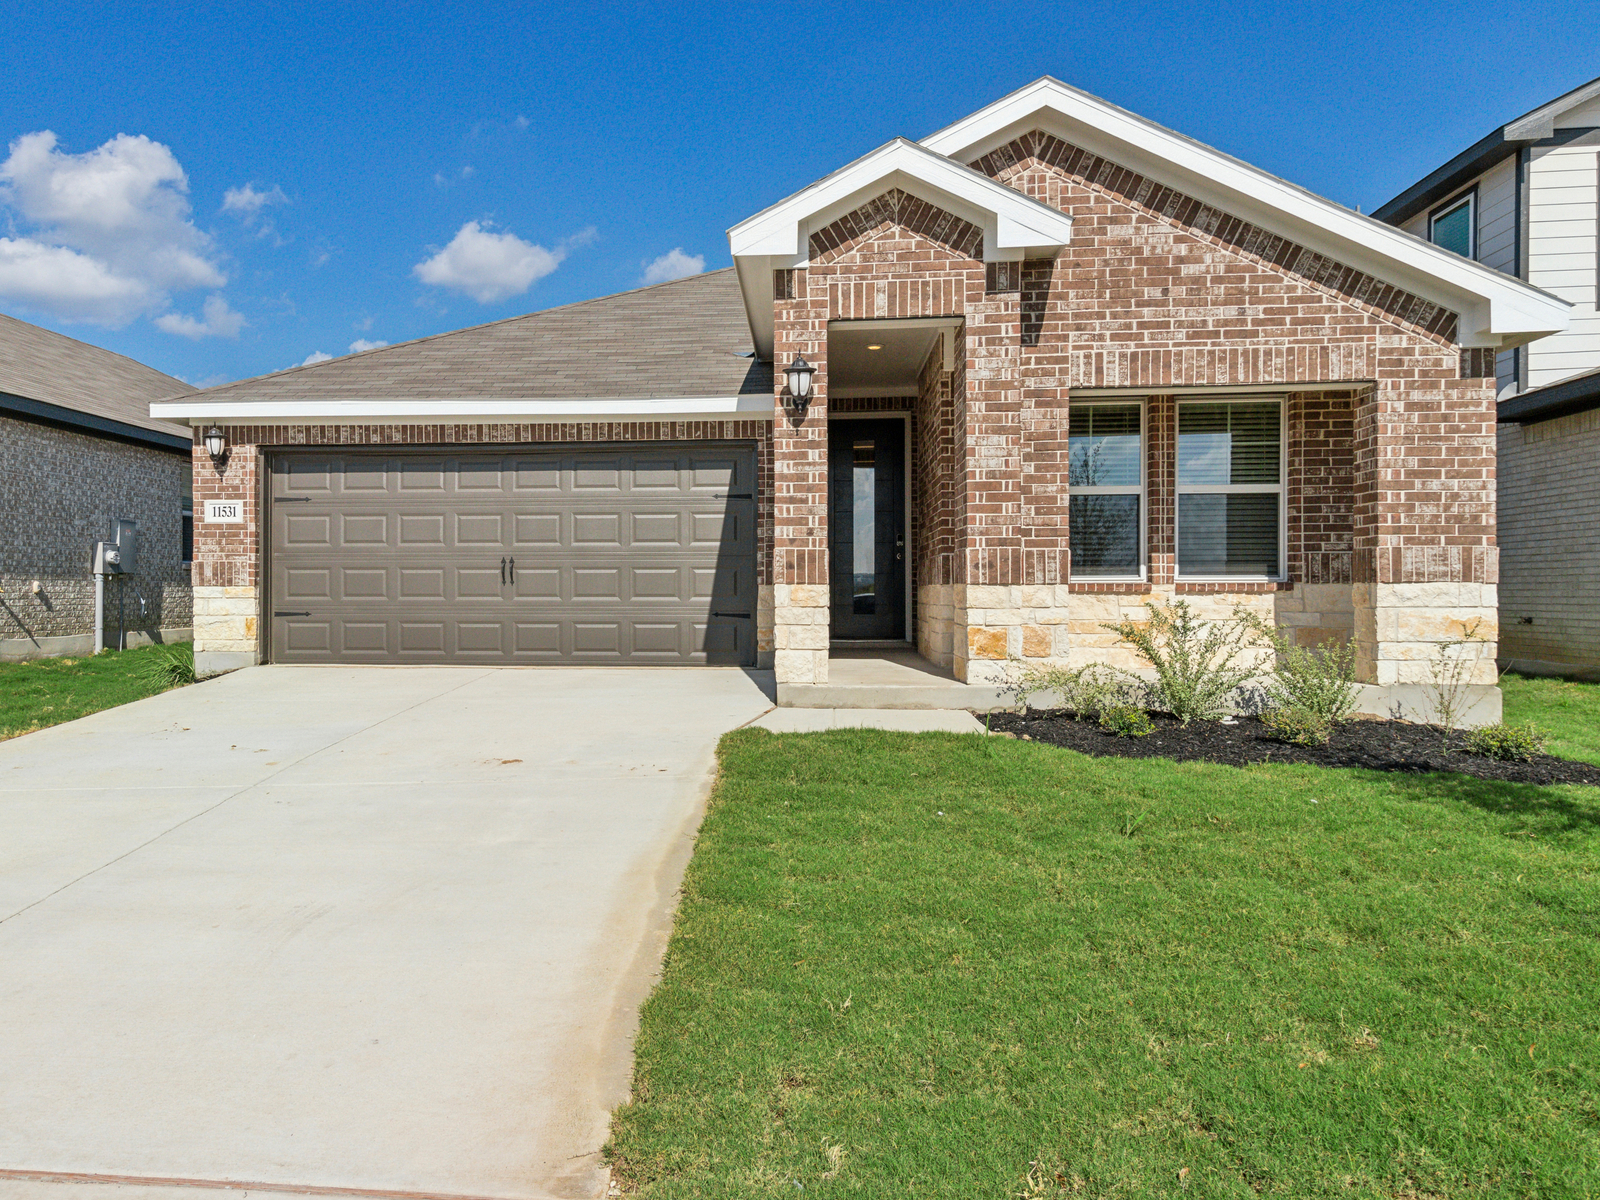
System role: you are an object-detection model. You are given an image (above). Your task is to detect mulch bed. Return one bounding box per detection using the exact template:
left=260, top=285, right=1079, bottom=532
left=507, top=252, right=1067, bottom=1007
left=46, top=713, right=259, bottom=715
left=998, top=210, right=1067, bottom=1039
left=982, top=710, right=1600, bottom=787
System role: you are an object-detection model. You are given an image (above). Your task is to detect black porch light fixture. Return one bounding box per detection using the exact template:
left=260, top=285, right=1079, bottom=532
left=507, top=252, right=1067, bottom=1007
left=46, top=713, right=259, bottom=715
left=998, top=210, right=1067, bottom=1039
left=203, top=426, right=227, bottom=460
left=783, top=353, right=816, bottom=418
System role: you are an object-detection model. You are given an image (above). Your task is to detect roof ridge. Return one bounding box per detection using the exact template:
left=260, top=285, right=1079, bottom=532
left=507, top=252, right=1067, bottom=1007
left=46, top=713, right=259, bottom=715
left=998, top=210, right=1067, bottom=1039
left=192, top=268, right=736, bottom=396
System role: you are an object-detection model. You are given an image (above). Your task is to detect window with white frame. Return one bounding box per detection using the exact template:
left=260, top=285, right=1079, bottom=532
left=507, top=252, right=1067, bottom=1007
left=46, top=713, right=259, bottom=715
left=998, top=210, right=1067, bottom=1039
left=1068, top=402, right=1143, bottom=577
left=1428, top=192, right=1474, bottom=259
left=1176, top=399, right=1283, bottom=578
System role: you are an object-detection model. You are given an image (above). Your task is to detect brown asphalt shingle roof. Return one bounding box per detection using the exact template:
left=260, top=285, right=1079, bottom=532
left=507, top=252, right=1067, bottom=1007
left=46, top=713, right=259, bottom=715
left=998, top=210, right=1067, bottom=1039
left=189, top=269, right=769, bottom=405
left=0, top=312, right=192, bottom=439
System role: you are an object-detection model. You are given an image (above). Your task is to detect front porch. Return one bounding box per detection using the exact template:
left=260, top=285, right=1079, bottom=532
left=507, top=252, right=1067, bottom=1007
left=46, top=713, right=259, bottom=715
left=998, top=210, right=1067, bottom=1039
left=778, top=646, right=1012, bottom=710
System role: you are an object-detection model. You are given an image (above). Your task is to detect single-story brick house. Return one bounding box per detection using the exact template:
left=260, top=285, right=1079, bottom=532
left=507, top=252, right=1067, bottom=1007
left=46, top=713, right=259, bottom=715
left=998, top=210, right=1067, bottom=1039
left=154, top=79, right=1570, bottom=717
left=1, top=312, right=195, bottom=660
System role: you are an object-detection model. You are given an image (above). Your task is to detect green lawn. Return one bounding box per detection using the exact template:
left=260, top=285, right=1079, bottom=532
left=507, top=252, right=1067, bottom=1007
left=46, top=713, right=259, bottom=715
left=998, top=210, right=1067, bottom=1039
left=1501, top=671, right=1600, bottom=765
left=608, top=729, right=1600, bottom=1198
left=0, top=642, right=193, bottom=741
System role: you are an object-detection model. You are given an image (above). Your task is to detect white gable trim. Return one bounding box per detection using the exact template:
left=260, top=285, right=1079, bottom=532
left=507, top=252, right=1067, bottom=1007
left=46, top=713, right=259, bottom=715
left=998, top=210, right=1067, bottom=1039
left=728, top=137, right=1073, bottom=359
left=921, top=77, right=1570, bottom=350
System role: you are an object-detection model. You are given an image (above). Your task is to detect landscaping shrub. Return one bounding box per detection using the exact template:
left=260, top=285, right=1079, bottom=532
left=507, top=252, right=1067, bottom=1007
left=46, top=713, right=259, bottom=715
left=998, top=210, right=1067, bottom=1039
left=1010, top=662, right=1145, bottom=718
left=1102, top=599, right=1268, bottom=725
left=140, top=641, right=195, bottom=690
left=1465, top=720, right=1548, bottom=761
left=1259, top=704, right=1333, bottom=747
left=1252, top=629, right=1360, bottom=727
left=1097, top=704, right=1153, bottom=737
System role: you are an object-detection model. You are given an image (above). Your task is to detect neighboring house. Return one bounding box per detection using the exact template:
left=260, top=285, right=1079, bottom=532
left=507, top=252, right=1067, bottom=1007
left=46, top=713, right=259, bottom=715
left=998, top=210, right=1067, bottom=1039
left=156, top=78, right=1569, bottom=721
left=1375, top=74, right=1600, bottom=678
left=0, top=313, right=196, bottom=660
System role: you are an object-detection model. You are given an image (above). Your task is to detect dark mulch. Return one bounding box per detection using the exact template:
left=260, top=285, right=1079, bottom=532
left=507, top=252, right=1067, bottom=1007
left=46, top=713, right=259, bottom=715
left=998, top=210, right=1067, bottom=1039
left=983, top=709, right=1600, bottom=787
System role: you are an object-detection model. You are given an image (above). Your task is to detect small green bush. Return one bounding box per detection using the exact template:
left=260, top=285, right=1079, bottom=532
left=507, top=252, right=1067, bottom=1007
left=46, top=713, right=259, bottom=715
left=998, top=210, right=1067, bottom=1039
left=140, top=642, right=195, bottom=690
left=1103, top=599, right=1269, bottom=725
left=1258, top=638, right=1360, bottom=726
left=1464, top=721, right=1548, bottom=761
left=1259, top=705, right=1334, bottom=747
left=1011, top=662, right=1146, bottom=718
left=1098, top=704, right=1153, bottom=738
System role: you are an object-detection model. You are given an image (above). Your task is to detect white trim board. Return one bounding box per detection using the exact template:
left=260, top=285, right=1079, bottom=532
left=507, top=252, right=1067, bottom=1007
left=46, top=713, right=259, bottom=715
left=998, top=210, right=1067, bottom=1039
left=150, top=395, right=775, bottom=424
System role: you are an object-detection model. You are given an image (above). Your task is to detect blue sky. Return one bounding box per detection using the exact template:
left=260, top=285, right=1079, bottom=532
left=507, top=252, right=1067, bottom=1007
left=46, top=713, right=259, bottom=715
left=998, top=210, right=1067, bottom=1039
left=2, top=1, right=1597, bottom=390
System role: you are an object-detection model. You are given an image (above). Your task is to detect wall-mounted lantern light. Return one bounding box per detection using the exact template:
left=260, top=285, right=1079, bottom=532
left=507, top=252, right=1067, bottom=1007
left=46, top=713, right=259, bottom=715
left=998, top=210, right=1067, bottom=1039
left=783, top=354, right=816, bottom=419
left=203, top=426, right=227, bottom=460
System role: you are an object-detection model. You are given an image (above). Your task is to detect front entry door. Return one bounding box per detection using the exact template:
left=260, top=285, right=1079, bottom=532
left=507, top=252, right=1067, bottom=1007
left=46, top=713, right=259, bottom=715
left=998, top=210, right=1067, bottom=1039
left=829, top=419, right=906, bottom=640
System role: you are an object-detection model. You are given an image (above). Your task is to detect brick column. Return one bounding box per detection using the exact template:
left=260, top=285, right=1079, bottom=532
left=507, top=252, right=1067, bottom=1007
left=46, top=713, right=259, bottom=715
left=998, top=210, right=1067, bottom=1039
left=191, top=435, right=260, bottom=677
left=953, top=262, right=1025, bottom=683
left=771, top=270, right=830, bottom=684
left=1350, top=351, right=1500, bottom=721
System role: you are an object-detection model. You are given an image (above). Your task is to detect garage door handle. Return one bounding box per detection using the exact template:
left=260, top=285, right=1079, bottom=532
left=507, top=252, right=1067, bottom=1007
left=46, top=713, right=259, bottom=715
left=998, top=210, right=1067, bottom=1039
left=509, top=556, right=515, bottom=583
left=501, top=556, right=506, bottom=585
left=275, top=610, right=310, bottom=617
left=712, top=611, right=751, bottom=619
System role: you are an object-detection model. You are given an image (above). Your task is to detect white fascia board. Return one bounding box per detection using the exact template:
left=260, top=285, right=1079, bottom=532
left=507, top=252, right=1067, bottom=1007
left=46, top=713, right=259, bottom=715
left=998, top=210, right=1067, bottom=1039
left=922, top=78, right=1571, bottom=348
left=728, top=137, right=1073, bottom=261
left=149, top=395, right=774, bottom=424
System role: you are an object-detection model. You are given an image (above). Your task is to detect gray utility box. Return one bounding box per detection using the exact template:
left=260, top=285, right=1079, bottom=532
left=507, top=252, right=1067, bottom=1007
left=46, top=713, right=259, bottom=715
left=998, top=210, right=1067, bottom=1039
left=93, top=518, right=139, bottom=575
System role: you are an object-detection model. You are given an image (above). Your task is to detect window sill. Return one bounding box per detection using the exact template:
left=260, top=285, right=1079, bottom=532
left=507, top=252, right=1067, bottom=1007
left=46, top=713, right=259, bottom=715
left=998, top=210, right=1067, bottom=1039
left=1067, top=580, right=1151, bottom=594
left=1175, top=580, right=1291, bottom=594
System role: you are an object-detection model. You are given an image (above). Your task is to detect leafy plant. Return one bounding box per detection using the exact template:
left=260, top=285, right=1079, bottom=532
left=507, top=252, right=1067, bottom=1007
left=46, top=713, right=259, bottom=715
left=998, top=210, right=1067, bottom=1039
left=1247, top=622, right=1361, bottom=727
left=1426, top=620, right=1493, bottom=748
left=140, top=641, right=195, bottom=689
left=1009, top=662, right=1146, bottom=718
left=1259, top=705, right=1333, bottom=747
left=1464, top=720, right=1548, bottom=761
left=1102, top=599, right=1270, bottom=725
left=1098, top=704, right=1153, bottom=738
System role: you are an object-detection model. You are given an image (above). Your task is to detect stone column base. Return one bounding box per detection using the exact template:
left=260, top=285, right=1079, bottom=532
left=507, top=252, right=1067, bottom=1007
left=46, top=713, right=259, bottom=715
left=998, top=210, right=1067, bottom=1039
left=1350, top=683, right=1502, bottom=727
left=193, top=585, right=259, bottom=677
left=772, top=583, right=829, bottom=684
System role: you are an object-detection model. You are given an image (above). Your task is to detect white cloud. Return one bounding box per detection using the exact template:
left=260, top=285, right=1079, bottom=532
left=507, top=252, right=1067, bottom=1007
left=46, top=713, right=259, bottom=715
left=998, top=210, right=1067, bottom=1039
left=299, top=350, right=333, bottom=366
left=641, top=248, right=705, bottom=285
left=221, top=182, right=287, bottom=221
left=154, top=294, right=246, bottom=339
left=513, top=115, right=530, bottom=129
left=348, top=338, right=387, bottom=352
left=413, top=220, right=567, bottom=304
left=0, top=131, right=227, bottom=326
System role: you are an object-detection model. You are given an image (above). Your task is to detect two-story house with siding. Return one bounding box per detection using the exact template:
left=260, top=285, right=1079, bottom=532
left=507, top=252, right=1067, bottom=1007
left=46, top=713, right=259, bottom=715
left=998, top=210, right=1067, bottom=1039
left=1376, top=74, right=1600, bottom=678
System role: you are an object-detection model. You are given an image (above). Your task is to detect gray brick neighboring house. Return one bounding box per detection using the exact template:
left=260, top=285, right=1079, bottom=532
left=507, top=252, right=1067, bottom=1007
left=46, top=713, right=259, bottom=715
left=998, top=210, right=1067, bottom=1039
left=1376, top=74, right=1600, bottom=677
left=0, top=312, right=195, bottom=660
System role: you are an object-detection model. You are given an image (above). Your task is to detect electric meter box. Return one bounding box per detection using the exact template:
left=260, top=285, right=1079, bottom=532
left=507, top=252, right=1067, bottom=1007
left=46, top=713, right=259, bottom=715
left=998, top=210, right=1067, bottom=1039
left=93, top=518, right=139, bottom=575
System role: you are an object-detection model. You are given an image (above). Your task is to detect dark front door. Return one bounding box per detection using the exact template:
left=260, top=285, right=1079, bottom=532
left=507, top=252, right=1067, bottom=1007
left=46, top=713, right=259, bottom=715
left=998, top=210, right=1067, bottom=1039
left=829, top=419, right=906, bottom=640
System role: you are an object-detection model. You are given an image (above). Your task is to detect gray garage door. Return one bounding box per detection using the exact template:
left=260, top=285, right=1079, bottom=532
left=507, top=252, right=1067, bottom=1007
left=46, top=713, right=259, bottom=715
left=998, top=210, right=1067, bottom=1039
left=267, top=445, right=758, bottom=665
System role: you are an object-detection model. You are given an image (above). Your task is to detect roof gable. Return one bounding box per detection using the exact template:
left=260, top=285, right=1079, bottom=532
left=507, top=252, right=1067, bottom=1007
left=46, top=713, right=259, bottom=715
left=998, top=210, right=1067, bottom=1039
left=727, top=137, right=1074, bottom=358
left=921, top=77, right=1569, bottom=350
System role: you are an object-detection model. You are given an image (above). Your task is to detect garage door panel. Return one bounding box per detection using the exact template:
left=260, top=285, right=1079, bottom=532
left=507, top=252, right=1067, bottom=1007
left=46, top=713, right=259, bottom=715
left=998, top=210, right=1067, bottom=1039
left=341, top=568, right=389, bottom=600
left=515, top=569, right=561, bottom=600
left=515, top=514, right=560, bottom=545
left=270, top=446, right=756, bottom=665
left=398, top=514, right=446, bottom=546
left=400, top=569, right=446, bottom=600
left=455, top=513, right=503, bottom=544
left=340, top=514, right=388, bottom=546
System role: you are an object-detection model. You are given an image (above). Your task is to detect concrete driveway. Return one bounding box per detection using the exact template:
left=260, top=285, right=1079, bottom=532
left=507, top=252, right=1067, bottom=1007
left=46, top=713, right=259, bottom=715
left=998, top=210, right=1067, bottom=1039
left=0, top=666, right=773, bottom=1200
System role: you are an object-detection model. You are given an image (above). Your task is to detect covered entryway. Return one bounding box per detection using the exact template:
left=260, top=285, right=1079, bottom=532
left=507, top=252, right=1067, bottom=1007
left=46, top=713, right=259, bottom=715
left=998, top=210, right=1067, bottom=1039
left=267, top=443, right=757, bottom=666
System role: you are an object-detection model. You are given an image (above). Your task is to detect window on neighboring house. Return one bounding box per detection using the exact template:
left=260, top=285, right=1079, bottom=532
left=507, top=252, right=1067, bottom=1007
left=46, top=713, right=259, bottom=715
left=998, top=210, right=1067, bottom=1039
left=1068, top=402, right=1143, bottom=577
left=1429, top=192, right=1474, bottom=258
left=1176, top=400, right=1284, bottom=579
left=181, top=497, right=193, bottom=565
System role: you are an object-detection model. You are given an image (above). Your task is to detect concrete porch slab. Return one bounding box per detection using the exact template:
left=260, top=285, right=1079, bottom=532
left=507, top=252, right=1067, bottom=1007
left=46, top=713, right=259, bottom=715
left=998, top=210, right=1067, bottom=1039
left=751, top=708, right=986, bottom=733
left=777, top=648, right=1012, bottom=711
